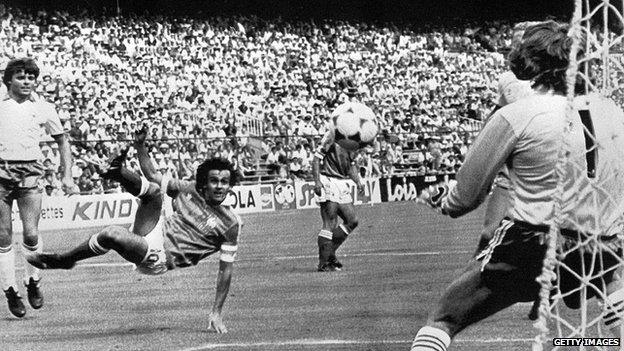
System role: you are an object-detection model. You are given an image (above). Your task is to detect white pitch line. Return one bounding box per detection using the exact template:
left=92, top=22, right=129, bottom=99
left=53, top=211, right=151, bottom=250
left=63, top=250, right=471, bottom=269
left=179, top=338, right=533, bottom=351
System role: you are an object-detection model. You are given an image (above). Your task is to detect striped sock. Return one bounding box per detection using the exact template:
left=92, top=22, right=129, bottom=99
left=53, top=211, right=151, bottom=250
left=411, top=326, right=451, bottom=351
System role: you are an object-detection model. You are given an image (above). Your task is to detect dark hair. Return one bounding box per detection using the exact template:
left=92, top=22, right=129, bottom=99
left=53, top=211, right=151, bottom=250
left=3, top=58, right=40, bottom=88
left=195, top=157, right=238, bottom=192
left=509, top=21, right=571, bottom=94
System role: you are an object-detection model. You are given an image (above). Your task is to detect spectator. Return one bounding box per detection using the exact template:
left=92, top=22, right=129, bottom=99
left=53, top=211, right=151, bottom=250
left=1, top=6, right=543, bottom=186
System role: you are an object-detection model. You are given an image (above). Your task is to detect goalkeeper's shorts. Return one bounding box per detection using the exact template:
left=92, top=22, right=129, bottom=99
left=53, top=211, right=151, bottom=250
left=475, top=218, right=548, bottom=301
left=476, top=218, right=623, bottom=303
left=558, top=232, right=623, bottom=309
left=135, top=216, right=169, bottom=276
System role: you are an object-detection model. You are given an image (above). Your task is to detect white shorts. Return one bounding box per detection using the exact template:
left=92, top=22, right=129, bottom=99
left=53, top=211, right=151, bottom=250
left=135, top=217, right=169, bottom=275
left=316, top=174, right=353, bottom=204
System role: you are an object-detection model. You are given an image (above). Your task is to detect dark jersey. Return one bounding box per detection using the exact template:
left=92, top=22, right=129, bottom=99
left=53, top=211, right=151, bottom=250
left=162, top=178, right=242, bottom=268
left=314, top=128, right=356, bottom=179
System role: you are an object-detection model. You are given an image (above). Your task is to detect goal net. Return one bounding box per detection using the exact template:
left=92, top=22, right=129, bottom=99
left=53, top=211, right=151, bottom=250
left=533, top=0, right=624, bottom=350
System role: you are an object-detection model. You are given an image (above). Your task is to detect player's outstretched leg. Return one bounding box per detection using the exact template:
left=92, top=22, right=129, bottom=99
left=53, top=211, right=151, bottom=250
left=27, top=225, right=149, bottom=270
left=29, top=151, right=162, bottom=271
left=411, top=262, right=518, bottom=350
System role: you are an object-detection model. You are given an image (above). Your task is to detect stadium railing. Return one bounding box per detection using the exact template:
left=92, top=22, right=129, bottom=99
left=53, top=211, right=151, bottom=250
left=39, top=127, right=480, bottom=193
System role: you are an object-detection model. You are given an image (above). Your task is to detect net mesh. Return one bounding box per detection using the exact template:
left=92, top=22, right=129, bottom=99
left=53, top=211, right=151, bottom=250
left=533, top=1, right=624, bottom=350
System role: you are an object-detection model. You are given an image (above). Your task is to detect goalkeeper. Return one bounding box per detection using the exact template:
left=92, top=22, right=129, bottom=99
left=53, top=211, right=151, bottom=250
left=410, top=21, right=624, bottom=351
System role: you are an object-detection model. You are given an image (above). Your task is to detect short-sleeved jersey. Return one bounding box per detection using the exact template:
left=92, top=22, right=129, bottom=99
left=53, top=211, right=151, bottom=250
left=443, top=93, right=624, bottom=236
left=0, top=96, right=64, bottom=161
left=162, top=178, right=242, bottom=268
left=314, top=128, right=356, bottom=179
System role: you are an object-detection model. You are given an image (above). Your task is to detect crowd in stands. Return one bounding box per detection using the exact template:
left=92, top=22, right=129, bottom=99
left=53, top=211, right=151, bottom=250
left=0, top=4, right=523, bottom=195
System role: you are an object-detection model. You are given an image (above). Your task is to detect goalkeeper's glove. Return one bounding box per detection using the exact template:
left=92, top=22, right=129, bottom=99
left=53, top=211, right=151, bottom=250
left=418, top=181, right=453, bottom=214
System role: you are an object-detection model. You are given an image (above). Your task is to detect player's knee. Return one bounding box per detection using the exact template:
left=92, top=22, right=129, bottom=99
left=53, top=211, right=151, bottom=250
left=97, top=226, right=128, bottom=249
left=21, top=232, right=39, bottom=248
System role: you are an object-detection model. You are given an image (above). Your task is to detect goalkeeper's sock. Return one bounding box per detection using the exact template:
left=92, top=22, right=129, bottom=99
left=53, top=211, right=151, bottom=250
left=0, top=246, right=17, bottom=291
left=411, top=326, right=451, bottom=351
left=317, top=230, right=333, bottom=267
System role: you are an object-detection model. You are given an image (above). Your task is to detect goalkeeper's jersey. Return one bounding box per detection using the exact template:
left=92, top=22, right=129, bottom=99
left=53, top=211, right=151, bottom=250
left=162, top=178, right=242, bottom=268
left=314, top=128, right=356, bottom=179
left=443, top=92, right=624, bottom=236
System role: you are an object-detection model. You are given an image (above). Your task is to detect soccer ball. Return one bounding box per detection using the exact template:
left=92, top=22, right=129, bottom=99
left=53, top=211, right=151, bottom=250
left=331, top=102, right=379, bottom=151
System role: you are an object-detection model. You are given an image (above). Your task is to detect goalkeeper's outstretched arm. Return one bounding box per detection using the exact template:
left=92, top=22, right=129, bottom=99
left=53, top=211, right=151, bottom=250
left=441, top=113, right=516, bottom=218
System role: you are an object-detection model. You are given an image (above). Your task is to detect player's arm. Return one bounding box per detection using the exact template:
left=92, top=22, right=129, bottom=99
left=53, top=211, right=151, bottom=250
left=208, top=259, right=233, bottom=334
left=442, top=115, right=516, bottom=217
left=134, top=126, right=162, bottom=185
left=348, top=157, right=365, bottom=192
left=42, top=102, right=79, bottom=194
left=52, top=133, right=79, bottom=194
left=312, top=129, right=333, bottom=196
left=312, top=155, right=322, bottom=196
left=208, top=223, right=240, bottom=334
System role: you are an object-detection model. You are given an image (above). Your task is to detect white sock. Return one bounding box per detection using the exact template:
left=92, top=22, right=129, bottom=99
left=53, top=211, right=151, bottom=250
left=411, top=326, right=451, bottom=351
left=0, top=246, right=17, bottom=291
left=22, top=241, right=42, bottom=283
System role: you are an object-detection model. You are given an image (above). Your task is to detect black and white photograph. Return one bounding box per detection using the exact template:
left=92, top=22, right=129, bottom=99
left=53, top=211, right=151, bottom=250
left=1, top=0, right=624, bottom=350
